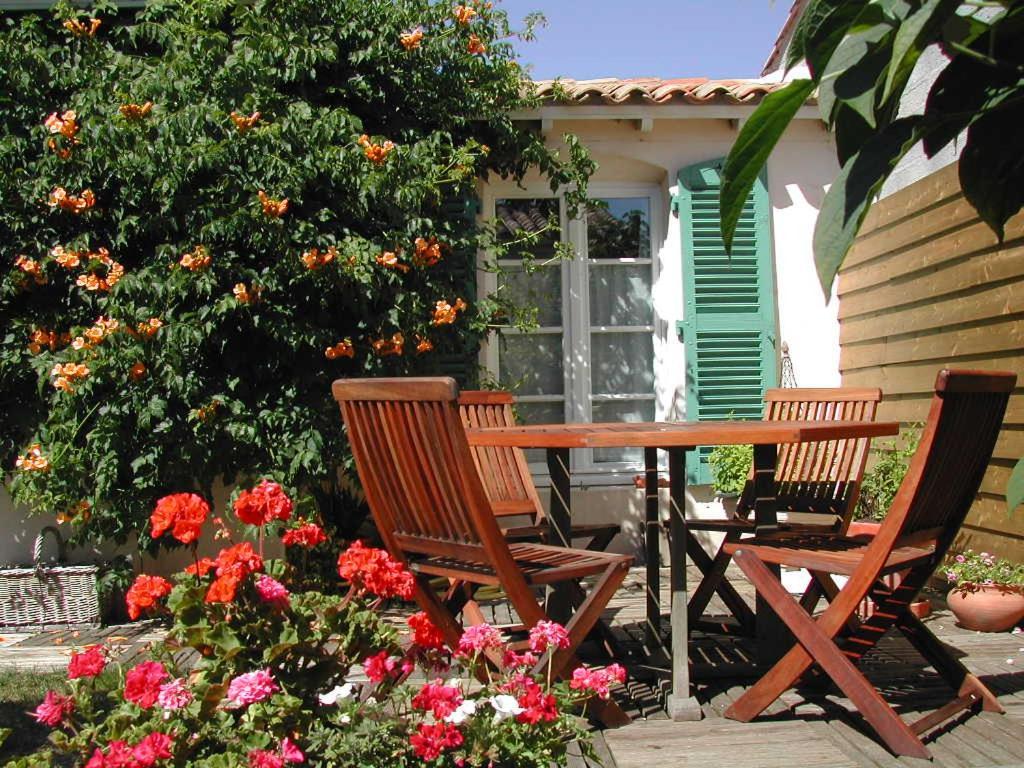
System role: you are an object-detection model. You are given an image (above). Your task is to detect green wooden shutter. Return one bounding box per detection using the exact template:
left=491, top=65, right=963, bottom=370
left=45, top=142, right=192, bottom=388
left=426, top=195, right=480, bottom=388
left=674, top=158, right=777, bottom=484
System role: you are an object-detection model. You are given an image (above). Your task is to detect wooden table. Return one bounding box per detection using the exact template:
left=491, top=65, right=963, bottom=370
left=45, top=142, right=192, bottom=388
left=466, top=419, right=898, bottom=721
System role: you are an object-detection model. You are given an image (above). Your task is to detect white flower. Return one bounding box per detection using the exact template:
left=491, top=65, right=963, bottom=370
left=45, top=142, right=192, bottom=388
left=489, top=694, right=524, bottom=722
left=339, top=713, right=352, bottom=725
left=319, top=683, right=355, bottom=706
left=444, top=699, right=478, bottom=725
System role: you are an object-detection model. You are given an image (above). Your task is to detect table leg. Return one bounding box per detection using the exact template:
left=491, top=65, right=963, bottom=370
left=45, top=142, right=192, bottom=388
left=752, top=443, right=791, bottom=664
left=546, top=447, right=572, bottom=623
left=644, top=448, right=661, bottom=652
left=666, top=447, right=702, bottom=721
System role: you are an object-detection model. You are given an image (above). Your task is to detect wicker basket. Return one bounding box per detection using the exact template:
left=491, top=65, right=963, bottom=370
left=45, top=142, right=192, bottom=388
left=0, top=526, right=99, bottom=630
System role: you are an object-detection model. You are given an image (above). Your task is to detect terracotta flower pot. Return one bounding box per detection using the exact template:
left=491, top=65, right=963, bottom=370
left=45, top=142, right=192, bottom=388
left=947, top=584, right=1024, bottom=632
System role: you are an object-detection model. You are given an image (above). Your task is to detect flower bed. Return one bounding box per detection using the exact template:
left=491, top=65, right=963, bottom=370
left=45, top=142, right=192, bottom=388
left=11, top=482, right=621, bottom=768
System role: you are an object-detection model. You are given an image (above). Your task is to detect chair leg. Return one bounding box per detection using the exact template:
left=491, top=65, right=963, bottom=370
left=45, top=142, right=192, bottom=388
left=686, top=530, right=756, bottom=633
left=584, top=527, right=619, bottom=553
left=726, top=551, right=930, bottom=759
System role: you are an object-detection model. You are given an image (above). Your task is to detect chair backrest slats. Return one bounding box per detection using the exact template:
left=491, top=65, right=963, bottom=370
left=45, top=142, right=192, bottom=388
left=334, top=378, right=518, bottom=561
left=458, top=391, right=545, bottom=521
left=739, top=387, right=882, bottom=519
left=861, top=370, right=1015, bottom=575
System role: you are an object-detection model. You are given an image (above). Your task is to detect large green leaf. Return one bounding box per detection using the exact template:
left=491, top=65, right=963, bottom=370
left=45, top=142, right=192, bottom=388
left=817, top=15, right=894, bottom=126
left=1008, top=456, right=1024, bottom=515
left=719, top=79, right=815, bottom=253
left=787, top=0, right=873, bottom=78
left=958, top=101, right=1024, bottom=240
left=881, top=0, right=960, bottom=104
left=814, top=116, right=921, bottom=296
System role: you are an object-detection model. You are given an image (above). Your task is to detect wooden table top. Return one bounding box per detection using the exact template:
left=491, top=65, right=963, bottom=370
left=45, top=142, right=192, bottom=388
left=465, top=419, right=899, bottom=449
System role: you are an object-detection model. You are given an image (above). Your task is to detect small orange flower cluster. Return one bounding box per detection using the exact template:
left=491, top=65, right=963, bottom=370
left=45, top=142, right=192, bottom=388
left=193, top=400, right=222, bottom=423
left=373, top=332, right=404, bottom=357
left=133, top=317, right=163, bottom=339
left=56, top=500, right=91, bottom=524
left=51, top=361, right=90, bottom=392
left=467, top=34, right=486, bottom=55
left=48, top=187, right=95, bottom=214
left=15, top=444, right=50, bottom=472
left=376, top=250, right=409, bottom=273
left=324, top=339, right=355, bottom=360
left=119, top=102, right=153, bottom=121
left=415, top=335, right=433, bottom=354
left=400, top=26, right=424, bottom=50
left=233, top=282, right=262, bottom=304
left=432, top=298, right=467, bottom=326
left=258, top=190, right=288, bottom=218
left=45, top=110, right=80, bottom=156
left=301, top=246, right=337, bottom=271
left=75, top=249, right=123, bottom=292
left=454, top=5, right=477, bottom=25
left=64, top=18, right=101, bottom=37
left=413, top=236, right=443, bottom=267
left=358, top=135, right=396, bottom=165
left=14, top=255, right=46, bottom=285
left=129, top=362, right=147, bottom=381
left=51, top=245, right=82, bottom=268
left=230, top=111, right=261, bottom=133
left=179, top=245, right=211, bottom=271
left=28, top=328, right=70, bottom=354
left=72, top=316, right=119, bottom=351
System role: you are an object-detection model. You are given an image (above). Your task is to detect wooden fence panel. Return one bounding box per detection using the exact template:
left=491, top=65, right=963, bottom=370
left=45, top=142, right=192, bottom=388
left=838, top=161, right=1024, bottom=562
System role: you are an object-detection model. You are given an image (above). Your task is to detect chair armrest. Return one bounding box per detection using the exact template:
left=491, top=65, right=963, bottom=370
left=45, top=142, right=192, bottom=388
left=845, top=521, right=881, bottom=538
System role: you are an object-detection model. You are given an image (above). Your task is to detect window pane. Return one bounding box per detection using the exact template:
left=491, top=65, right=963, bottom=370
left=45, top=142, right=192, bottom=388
left=587, top=198, right=650, bottom=260
left=496, top=198, right=559, bottom=250
left=516, top=401, right=565, bottom=463
left=499, top=334, right=564, bottom=396
left=592, top=400, right=655, bottom=463
left=499, top=264, right=561, bottom=326
left=590, top=332, right=654, bottom=395
left=589, top=264, right=652, bottom=326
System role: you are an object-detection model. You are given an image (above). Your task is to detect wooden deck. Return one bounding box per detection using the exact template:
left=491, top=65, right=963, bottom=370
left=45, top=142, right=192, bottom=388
left=2, top=566, right=1022, bottom=768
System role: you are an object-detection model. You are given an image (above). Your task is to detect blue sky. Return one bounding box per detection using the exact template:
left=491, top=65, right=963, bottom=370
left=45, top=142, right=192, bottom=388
left=498, top=1, right=793, bottom=80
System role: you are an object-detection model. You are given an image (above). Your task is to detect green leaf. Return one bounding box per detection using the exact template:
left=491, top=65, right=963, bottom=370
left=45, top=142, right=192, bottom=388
left=881, top=0, right=960, bottom=104
left=817, top=13, right=892, bottom=125
left=719, top=79, right=815, bottom=253
left=813, top=116, right=921, bottom=297
left=1008, top=456, right=1024, bottom=516
left=787, top=0, right=871, bottom=78
left=958, top=101, right=1024, bottom=241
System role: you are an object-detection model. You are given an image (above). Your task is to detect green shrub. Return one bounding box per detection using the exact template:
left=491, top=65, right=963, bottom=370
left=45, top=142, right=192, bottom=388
left=0, top=0, right=594, bottom=547
left=855, top=426, right=920, bottom=521
left=708, top=443, right=752, bottom=497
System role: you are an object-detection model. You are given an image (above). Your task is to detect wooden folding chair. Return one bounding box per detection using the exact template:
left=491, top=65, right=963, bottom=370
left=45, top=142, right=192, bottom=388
left=720, top=369, right=1015, bottom=758
left=333, top=377, right=634, bottom=726
left=687, top=387, right=882, bottom=634
left=458, top=390, right=621, bottom=551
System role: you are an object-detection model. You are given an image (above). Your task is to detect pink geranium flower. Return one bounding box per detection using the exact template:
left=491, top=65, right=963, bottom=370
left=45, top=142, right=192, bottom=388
left=363, top=650, right=400, bottom=683
left=280, top=737, right=305, bottom=764
left=569, top=663, right=627, bottom=700
left=255, top=575, right=291, bottom=610
left=457, top=623, right=504, bottom=656
left=33, top=690, right=74, bottom=726
left=528, top=620, right=569, bottom=654
left=227, top=669, right=279, bottom=707
left=157, top=678, right=192, bottom=712
left=249, top=750, right=284, bottom=768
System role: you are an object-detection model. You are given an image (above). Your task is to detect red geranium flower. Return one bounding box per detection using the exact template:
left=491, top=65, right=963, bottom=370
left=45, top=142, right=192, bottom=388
left=126, top=574, right=173, bottom=620
left=184, top=557, right=216, bottom=577
left=204, top=542, right=263, bottom=604
left=33, top=690, right=74, bottom=726
left=281, top=522, right=327, bottom=548
left=132, top=732, right=174, bottom=767
left=233, top=480, right=292, bottom=526
left=515, top=678, right=559, bottom=724
left=124, top=661, right=169, bottom=709
left=337, top=541, right=414, bottom=600
left=411, top=680, right=463, bottom=719
left=67, top=645, right=106, bottom=679
left=150, top=493, right=210, bottom=544
left=409, top=723, right=463, bottom=762
left=408, top=611, right=446, bottom=651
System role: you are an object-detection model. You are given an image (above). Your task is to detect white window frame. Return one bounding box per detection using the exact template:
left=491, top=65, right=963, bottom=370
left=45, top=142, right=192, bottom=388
left=479, top=182, right=665, bottom=486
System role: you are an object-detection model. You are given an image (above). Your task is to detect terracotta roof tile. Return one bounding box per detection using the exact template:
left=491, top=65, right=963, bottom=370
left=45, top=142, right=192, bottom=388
left=533, top=77, right=792, bottom=106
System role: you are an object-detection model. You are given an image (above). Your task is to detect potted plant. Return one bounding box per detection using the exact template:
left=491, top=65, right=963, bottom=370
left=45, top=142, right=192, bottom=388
left=943, top=550, right=1024, bottom=632
left=707, top=443, right=752, bottom=510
